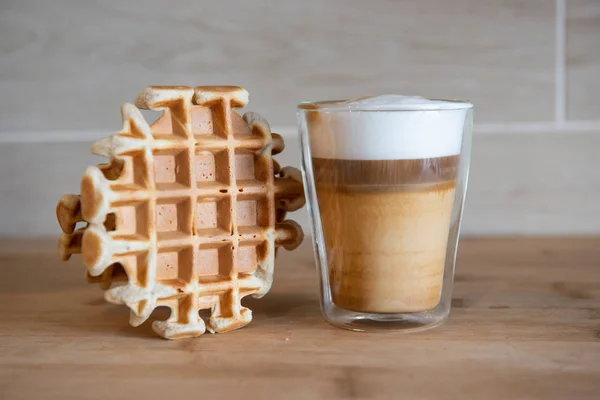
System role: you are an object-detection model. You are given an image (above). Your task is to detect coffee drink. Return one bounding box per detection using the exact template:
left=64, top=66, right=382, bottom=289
left=305, top=95, right=469, bottom=314
left=314, top=157, right=457, bottom=313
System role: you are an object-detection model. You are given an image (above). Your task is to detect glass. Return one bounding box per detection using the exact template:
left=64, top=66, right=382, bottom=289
left=298, top=96, right=473, bottom=332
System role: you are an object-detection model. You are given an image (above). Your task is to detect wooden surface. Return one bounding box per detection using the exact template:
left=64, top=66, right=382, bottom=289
left=1, top=237, right=599, bottom=399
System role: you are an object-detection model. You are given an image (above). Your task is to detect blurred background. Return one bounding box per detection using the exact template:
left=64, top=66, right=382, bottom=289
left=0, top=0, right=598, bottom=236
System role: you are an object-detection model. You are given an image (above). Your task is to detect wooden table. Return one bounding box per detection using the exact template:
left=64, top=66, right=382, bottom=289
left=0, top=238, right=599, bottom=399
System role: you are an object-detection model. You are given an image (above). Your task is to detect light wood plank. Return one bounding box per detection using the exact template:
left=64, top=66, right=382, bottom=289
left=567, top=0, right=600, bottom=120
left=1, top=130, right=599, bottom=236
left=0, top=0, right=555, bottom=131
left=464, top=131, right=600, bottom=234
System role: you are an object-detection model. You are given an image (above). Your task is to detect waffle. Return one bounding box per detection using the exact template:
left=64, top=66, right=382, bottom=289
left=56, top=86, right=304, bottom=339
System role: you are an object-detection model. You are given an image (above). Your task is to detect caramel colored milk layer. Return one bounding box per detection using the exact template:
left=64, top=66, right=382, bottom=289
left=313, top=156, right=458, bottom=314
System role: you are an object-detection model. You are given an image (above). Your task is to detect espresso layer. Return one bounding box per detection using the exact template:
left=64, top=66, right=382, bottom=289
left=312, top=156, right=459, bottom=186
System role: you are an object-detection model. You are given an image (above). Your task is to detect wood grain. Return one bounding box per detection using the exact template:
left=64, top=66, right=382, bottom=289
left=0, top=0, right=555, bottom=131
left=567, top=0, right=600, bottom=120
left=0, top=237, right=599, bottom=399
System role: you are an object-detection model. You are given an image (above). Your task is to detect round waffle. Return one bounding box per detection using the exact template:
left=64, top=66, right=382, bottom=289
left=56, top=86, right=304, bottom=339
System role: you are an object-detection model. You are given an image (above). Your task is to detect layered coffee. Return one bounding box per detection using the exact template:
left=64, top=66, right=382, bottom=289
left=305, top=95, right=469, bottom=314
left=314, top=157, right=457, bottom=313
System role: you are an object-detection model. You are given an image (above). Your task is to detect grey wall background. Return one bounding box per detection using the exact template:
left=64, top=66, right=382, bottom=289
left=0, top=0, right=599, bottom=236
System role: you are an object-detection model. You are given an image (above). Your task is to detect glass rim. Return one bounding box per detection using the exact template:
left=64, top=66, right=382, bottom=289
left=297, top=96, right=473, bottom=112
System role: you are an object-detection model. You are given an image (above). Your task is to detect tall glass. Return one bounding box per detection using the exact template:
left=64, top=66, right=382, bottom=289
left=298, top=96, right=473, bottom=332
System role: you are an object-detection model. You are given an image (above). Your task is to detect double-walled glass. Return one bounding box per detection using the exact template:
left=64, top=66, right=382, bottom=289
left=298, top=97, right=473, bottom=332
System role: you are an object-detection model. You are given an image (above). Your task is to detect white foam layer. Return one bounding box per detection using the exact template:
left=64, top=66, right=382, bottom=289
left=305, top=95, right=472, bottom=160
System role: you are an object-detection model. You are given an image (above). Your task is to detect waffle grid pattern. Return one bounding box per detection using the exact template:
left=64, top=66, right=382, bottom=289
left=56, top=86, right=304, bottom=339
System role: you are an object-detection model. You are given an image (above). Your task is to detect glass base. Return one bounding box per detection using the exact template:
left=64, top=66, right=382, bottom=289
left=323, top=304, right=449, bottom=333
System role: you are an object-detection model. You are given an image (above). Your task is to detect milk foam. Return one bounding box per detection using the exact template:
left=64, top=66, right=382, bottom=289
left=305, top=95, right=472, bottom=160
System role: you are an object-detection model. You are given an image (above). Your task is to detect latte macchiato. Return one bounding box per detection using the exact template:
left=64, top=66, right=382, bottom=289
left=313, top=157, right=457, bottom=313
left=305, top=95, right=469, bottom=314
